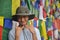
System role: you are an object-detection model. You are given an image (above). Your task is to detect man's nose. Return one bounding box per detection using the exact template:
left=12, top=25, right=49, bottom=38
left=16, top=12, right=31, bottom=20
left=21, top=18, right=25, bottom=22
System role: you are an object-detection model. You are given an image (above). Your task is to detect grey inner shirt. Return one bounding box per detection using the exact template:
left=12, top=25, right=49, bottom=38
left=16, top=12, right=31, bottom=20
left=9, top=28, right=33, bottom=40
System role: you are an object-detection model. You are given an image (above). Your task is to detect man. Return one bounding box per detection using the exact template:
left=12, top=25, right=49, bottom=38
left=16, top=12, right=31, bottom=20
left=9, top=6, right=41, bottom=40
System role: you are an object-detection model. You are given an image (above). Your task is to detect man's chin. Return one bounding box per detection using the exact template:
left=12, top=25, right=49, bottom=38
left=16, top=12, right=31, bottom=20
left=22, top=23, right=27, bottom=26
left=22, top=24, right=26, bottom=26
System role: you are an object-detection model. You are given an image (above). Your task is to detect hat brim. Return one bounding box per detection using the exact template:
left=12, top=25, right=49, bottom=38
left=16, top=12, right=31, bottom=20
left=12, top=14, right=35, bottom=21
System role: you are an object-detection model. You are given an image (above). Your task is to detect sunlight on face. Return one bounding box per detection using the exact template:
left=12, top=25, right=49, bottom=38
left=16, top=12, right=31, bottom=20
left=18, top=16, right=29, bottom=26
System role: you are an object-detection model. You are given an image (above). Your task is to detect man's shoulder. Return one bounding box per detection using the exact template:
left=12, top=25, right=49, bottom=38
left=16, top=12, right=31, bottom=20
left=9, top=29, right=15, bottom=35
left=34, top=27, right=40, bottom=34
left=34, top=27, right=41, bottom=40
left=34, top=27, right=39, bottom=31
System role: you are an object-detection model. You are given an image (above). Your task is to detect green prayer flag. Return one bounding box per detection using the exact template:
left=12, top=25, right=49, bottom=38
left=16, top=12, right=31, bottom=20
left=2, top=28, right=10, bottom=40
left=38, top=19, right=42, bottom=36
left=0, top=0, right=12, bottom=18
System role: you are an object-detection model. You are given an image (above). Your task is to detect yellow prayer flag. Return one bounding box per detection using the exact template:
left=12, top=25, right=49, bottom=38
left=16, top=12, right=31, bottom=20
left=31, top=0, right=36, bottom=2
left=46, top=0, right=49, bottom=7
left=12, top=0, right=20, bottom=15
left=51, top=15, right=55, bottom=20
left=41, top=21, right=48, bottom=40
left=0, top=16, right=4, bottom=27
left=57, top=3, right=60, bottom=8
left=30, top=20, right=33, bottom=25
left=53, top=4, right=56, bottom=9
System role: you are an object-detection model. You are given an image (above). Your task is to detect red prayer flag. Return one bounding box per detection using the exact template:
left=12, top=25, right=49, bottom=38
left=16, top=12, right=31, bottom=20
left=0, top=26, right=3, bottom=40
left=43, top=8, right=47, bottom=18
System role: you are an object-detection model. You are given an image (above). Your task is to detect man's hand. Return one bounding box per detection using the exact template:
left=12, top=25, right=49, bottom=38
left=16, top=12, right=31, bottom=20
left=25, top=25, right=37, bottom=40
left=15, top=26, right=24, bottom=40
left=25, top=25, right=35, bottom=34
left=15, top=26, right=24, bottom=36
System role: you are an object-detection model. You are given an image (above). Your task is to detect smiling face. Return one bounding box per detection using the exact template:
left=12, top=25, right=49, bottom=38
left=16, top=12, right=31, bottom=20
left=18, top=16, right=29, bottom=26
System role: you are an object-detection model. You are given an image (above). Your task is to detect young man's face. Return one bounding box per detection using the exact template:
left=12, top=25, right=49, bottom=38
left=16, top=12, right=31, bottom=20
left=18, top=16, right=29, bottom=26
